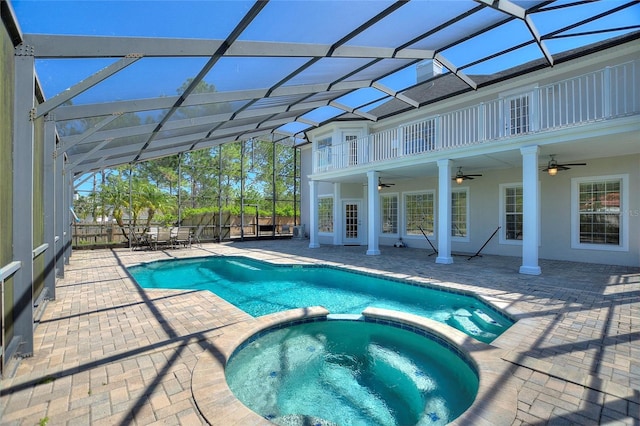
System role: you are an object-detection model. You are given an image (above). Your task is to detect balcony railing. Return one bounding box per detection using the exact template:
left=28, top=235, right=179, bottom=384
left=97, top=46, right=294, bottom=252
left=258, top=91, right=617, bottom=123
left=313, top=59, right=639, bottom=174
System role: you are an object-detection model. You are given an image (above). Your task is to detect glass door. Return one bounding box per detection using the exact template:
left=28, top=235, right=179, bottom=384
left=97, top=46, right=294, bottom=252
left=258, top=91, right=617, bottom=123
left=343, top=201, right=361, bottom=245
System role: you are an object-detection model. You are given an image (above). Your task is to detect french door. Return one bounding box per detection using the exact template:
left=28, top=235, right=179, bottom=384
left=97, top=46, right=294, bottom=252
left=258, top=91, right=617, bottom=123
left=343, top=200, right=361, bottom=245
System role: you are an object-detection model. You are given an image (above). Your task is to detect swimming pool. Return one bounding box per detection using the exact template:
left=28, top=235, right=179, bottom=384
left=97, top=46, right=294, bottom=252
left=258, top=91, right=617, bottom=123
left=129, top=256, right=513, bottom=343
left=225, top=317, right=479, bottom=425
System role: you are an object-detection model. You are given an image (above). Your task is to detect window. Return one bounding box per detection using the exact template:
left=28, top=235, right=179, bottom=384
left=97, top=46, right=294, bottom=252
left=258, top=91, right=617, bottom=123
left=345, top=134, right=359, bottom=166
left=572, top=175, right=628, bottom=251
left=507, top=94, right=529, bottom=135
left=318, top=197, right=333, bottom=233
left=381, top=194, right=398, bottom=234
left=500, top=184, right=523, bottom=243
left=316, top=136, right=332, bottom=169
left=404, top=119, right=436, bottom=154
left=405, top=192, right=435, bottom=236
left=451, top=189, right=468, bottom=239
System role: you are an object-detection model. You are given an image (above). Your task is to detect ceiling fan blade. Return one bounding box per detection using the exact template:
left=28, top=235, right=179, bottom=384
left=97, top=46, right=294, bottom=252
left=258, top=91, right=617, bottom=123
left=465, top=174, right=483, bottom=177
left=559, top=163, right=587, bottom=166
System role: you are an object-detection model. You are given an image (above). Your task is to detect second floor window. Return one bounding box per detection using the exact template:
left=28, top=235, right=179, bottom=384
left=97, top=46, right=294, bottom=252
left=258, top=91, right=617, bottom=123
left=507, top=95, right=530, bottom=135
left=317, top=136, right=332, bottom=167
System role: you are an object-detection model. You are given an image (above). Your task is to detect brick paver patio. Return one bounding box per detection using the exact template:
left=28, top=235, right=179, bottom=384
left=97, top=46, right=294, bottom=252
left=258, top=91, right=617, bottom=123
left=1, top=240, right=638, bottom=425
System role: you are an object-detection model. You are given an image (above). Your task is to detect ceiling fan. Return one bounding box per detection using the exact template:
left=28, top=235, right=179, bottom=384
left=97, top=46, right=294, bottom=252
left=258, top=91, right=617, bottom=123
left=377, top=177, right=395, bottom=190
left=453, top=167, right=482, bottom=184
left=542, top=155, right=587, bottom=176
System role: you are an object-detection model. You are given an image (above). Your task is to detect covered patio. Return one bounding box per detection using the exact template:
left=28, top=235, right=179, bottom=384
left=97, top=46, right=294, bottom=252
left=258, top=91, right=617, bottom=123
left=1, top=240, right=638, bottom=425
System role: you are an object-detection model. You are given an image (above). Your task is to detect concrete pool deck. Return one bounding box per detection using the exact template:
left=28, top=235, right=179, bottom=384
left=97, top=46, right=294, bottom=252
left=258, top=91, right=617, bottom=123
left=1, top=240, right=638, bottom=425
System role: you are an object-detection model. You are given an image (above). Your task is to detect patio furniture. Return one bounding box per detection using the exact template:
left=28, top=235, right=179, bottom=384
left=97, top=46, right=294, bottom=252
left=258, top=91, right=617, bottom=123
left=173, top=226, right=191, bottom=248
left=154, top=228, right=173, bottom=250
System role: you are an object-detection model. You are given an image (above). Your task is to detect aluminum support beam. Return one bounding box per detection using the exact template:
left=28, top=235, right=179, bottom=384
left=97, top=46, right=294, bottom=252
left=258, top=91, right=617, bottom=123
left=43, top=117, right=57, bottom=300
left=59, top=114, right=122, bottom=153
left=24, top=34, right=440, bottom=61
left=65, top=171, right=73, bottom=264
left=55, top=146, right=65, bottom=277
left=12, top=49, right=35, bottom=357
left=35, top=55, right=143, bottom=118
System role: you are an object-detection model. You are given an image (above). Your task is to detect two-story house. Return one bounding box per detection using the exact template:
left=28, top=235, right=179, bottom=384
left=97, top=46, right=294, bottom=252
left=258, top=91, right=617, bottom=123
left=300, top=37, right=639, bottom=273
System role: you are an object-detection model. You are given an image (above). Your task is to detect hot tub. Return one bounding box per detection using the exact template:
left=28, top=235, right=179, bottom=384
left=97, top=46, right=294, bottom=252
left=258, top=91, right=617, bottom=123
left=225, top=316, right=479, bottom=425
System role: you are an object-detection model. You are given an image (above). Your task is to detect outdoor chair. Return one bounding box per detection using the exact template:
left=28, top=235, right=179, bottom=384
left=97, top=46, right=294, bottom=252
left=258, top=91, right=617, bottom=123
left=173, top=226, right=191, bottom=248
left=145, top=226, right=159, bottom=244
left=130, top=230, right=150, bottom=250
left=154, top=228, right=173, bottom=250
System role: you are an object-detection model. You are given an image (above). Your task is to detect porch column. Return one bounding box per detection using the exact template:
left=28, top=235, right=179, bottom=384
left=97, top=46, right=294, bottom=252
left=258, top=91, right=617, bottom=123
left=308, top=180, right=319, bottom=248
left=436, top=159, right=453, bottom=264
left=366, top=170, right=380, bottom=255
left=333, top=182, right=341, bottom=245
left=519, top=145, right=542, bottom=275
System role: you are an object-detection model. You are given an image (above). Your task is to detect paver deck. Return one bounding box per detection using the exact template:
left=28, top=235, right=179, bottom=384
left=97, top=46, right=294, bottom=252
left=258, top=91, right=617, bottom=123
left=1, top=240, right=638, bottom=425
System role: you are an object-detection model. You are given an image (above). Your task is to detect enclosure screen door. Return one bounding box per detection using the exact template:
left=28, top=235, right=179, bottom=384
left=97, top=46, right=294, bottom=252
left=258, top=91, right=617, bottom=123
left=343, top=201, right=360, bottom=244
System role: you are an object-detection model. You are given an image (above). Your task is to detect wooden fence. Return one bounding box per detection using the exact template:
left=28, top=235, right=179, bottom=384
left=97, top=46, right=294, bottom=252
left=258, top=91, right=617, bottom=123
left=72, top=215, right=299, bottom=248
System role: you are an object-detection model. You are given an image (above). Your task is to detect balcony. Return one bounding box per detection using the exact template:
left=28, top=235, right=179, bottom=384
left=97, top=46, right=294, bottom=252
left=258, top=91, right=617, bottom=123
left=313, top=60, right=639, bottom=174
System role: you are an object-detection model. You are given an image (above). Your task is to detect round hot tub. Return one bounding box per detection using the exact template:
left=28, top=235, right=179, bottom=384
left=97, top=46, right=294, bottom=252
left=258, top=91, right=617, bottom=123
left=225, top=318, right=479, bottom=425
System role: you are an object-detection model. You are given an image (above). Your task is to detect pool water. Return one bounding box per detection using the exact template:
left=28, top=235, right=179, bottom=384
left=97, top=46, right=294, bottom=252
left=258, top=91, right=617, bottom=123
left=225, top=320, right=479, bottom=426
left=129, top=256, right=512, bottom=343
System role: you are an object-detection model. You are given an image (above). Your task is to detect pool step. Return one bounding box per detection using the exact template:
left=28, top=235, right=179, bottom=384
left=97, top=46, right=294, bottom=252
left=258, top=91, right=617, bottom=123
left=447, top=309, right=494, bottom=340
left=227, top=260, right=261, bottom=271
left=471, top=309, right=504, bottom=334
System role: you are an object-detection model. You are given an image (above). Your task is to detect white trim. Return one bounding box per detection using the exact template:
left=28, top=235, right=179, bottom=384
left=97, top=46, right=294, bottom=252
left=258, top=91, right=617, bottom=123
left=571, top=174, right=629, bottom=252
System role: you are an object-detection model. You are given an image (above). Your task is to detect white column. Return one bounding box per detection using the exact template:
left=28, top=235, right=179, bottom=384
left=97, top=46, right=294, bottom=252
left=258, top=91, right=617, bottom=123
left=519, top=145, right=542, bottom=275
left=308, top=180, right=320, bottom=248
left=366, top=170, right=381, bottom=255
left=436, top=159, right=453, bottom=264
left=333, top=182, right=341, bottom=245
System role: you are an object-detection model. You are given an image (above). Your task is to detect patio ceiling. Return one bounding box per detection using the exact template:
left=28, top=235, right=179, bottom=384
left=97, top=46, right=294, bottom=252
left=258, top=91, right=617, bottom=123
left=9, top=0, right=640, bottom=176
